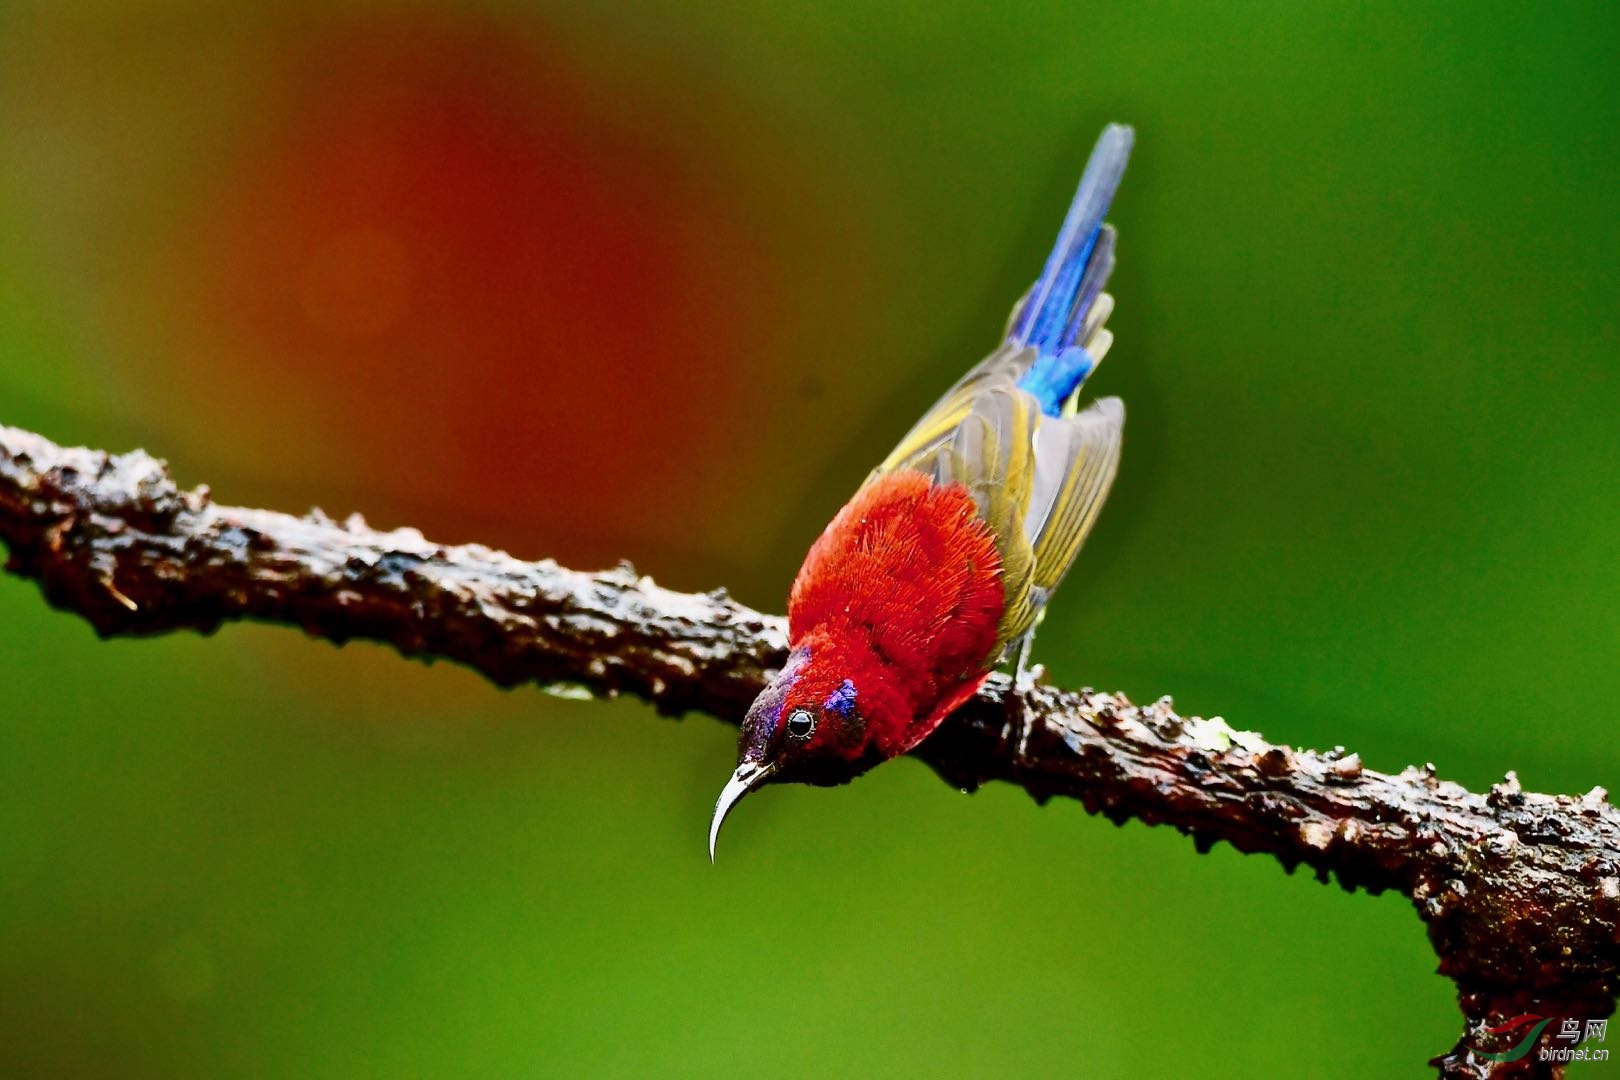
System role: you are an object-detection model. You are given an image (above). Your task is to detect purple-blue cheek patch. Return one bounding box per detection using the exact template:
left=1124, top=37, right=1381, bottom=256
left=824, top=679, right=858, bottom=717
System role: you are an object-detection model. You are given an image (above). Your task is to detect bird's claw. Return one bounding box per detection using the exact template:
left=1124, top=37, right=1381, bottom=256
left=1013, top=661, right=1046, bottom=697
left=1007, top=662, right=1046, bottom=761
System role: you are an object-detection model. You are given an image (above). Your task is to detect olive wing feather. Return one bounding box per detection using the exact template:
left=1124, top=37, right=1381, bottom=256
left=874, top=351, right=1123, bottom=657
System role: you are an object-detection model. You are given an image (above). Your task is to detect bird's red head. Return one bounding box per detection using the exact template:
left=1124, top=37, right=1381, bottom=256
left=707, top=633, right=906, bottom=858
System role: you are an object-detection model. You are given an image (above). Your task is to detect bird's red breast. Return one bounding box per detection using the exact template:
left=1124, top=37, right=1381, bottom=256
left=787, top=469, right=1004, bottom=756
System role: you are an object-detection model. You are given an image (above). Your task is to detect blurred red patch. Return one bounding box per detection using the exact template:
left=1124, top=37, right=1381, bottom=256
left=181, top=15, right=772, bottom=563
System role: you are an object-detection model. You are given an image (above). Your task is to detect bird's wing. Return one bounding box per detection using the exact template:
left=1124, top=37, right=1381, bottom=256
left=1022, top=396, right=1123, bottom=599
left=874, top=354, right=1123, bottom=657
left=874, top=341, right=1033, bottom=474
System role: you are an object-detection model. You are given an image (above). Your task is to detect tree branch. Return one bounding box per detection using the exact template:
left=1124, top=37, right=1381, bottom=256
left=2, top=422, right=1615, bottom=1077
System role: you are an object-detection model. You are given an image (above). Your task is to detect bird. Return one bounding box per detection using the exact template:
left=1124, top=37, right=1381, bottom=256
left=709, top=123, right=1133, bottom=859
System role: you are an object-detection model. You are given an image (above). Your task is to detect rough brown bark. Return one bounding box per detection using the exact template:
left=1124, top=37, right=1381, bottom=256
left=1, top=422, right=1615, bottom=1077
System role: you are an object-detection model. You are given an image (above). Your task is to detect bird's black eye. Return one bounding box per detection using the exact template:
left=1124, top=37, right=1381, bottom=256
left=785, top=708, right=816, bottom=740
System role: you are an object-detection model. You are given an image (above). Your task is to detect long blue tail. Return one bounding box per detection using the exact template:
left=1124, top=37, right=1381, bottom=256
left=1011, top=124, right=1133, bottom=416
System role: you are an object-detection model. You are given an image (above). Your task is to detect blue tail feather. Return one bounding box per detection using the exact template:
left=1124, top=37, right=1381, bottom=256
left=1012, top=124, right=1132, bottom=415
left=1016, top=346, right=1096, bottom=415
left=1061, top=222, right=1116, bottom=351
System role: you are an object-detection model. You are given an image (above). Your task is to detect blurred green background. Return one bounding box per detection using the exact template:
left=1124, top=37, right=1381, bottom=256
left=2, top=3, right=1617, bottom=1077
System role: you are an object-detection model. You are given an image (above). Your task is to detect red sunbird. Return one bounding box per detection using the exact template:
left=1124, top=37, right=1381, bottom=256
left=709, top=124, right=1134, bottom=858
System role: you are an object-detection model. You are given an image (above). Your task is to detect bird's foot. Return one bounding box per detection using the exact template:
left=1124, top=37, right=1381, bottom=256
left=1009, top=662, right=1046, bottom=761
